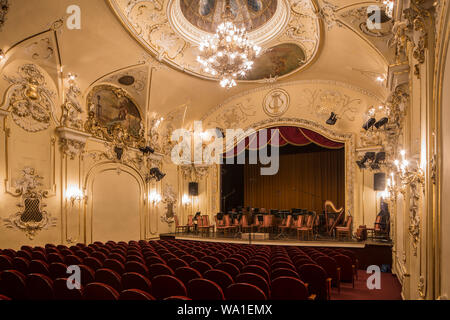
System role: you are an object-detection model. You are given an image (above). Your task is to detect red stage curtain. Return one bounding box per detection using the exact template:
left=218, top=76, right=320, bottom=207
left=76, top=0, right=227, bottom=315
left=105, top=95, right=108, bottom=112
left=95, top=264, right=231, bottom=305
left=224, top=126, right=344, bottom=158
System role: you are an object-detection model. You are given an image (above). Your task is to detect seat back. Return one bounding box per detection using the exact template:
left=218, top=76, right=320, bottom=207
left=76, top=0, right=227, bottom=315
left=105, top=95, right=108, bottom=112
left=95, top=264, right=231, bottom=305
left=225, top=283, right=266, bottom=300
left=236, top=273, right=270, bottom=299
left=26, top=273, right=54, bottom=300
left=152, top=275, right=187, bottom=299
left=271, top=276, right=309, bottom=300
left=95, top=268, right=122, bottom=292
left=298, top=264, right=328, bottom=300
left=187, top=278, right=224, bottom=300
left=203, top=269, right=234, bottom=291
left=0, top=270, right=27, bottom=299
left=122, top=272, right=152, bottom=293
left=175, top=266, right=202, bottom=285
left=84, top=282, right=119, bottom=300
left=119, top=289, right=155, bottom=300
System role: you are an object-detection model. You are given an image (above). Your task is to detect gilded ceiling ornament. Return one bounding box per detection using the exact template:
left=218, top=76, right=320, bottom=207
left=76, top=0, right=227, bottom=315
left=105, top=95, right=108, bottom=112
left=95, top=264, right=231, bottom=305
left=209, top=99, right=256, bottom=128
left=403, top=0, right=434, bottom=77
left=61, top=77, right=83, bottom=130
left=26, top=38, right=54, bottom=60
left=0, top=0, right=9, bottom=31
left=300, top=88, right=359, bottom=122
left=263, top=88, right=290, bottom=117
left=1, top=64, right=55, bottom=132
left=3, top=167, right=57, bottom=240
left=108, top=0, right=320, bottom=81
left=318, top=0, right=342, bottom=30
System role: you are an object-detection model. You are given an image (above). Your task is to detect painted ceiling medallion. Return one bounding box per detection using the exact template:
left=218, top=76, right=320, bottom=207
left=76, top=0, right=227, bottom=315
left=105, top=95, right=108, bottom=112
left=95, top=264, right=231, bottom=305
left=108, top=0, right=320, bottom=81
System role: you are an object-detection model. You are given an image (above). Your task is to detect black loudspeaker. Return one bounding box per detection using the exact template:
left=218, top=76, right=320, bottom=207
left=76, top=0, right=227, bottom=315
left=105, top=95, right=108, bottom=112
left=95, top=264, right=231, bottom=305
left=374, top=173, right=386, bottom=191
left=188, top=182, right=198, bottom=196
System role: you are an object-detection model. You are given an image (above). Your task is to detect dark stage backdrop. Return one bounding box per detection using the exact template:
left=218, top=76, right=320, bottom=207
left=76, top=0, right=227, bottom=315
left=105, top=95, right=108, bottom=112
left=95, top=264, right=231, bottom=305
left=243, top=146, right=345, bottom=214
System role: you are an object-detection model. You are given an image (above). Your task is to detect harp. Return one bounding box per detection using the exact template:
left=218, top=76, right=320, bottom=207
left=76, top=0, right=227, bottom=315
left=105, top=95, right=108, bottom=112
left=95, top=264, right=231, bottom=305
left=324, top=200, right=345, bottom=235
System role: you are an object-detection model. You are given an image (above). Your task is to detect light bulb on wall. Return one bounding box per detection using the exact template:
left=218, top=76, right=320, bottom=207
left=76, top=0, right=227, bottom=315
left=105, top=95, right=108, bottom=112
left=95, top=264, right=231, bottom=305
left=149, top=191, right=161, bottom=204
left=66, top=186, right=84, bottom=206
left=182, top=194, right=190, bottom=205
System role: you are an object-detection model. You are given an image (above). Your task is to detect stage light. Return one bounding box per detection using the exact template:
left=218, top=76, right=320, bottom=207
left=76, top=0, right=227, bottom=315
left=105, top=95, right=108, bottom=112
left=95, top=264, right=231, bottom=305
left=375, top=152, right=386, bottom=163
left=362, top=118, right=376, bottom=130
left=365, top=152, right=376, bottom=161
left=139, top=146, right=155, bottom=155
left=148, top=167, right=166, bottom=182
left=374, top=117, right=389, bottom=129
left=326, top=112, right=338, bottom=125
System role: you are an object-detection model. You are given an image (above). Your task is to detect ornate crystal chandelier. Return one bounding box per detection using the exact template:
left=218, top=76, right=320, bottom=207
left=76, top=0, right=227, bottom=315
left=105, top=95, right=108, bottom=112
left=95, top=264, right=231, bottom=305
left=196, top=0, right=261, bottom=89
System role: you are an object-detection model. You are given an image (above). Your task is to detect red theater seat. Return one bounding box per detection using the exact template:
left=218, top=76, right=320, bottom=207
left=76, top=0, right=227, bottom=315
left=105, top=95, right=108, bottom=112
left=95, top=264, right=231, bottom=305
left=84, top=282, right=119, bottom=300
left=53, top=278, right=82, bottom=300
left=103, top=259, right=126, bottom=275
left=216, top=262, right=240, bottom=279
left=187, top=278, right=225, bottom=300
left=152, top=275, right=187, bottom=300
left=119, top=289, right=155, bottom=300
left=0, top=255, right=13, bottom=271
left=175, top=266, right=202, bottom=286
left=272, top=267, right=299, bottom=279
left=236, top=273, right=270, bottom=299
left=242, top=265, right=270, bottom=283
left=26, top=273, right=54, bottom=300
left=13, top=257, right=29, bottom=275
left=83, top=256, right=103, bottom=271
left=125, top=261, right=149, bottom=278
left=225, top=283, right=267, bottom=300
left=298, top=264, right=331, bottom=300
left=49, top=262, right=68, bottom=280
left=122, top=272, right=152, bottom=293
left=167, top=258, right=188, bottom=270
left=29, top=259, right=50, bottom=276
left=148, top=263, right=174, bottom=279
left=204, top=269, right=234, bottom=292
left=0, top=270, right=27, bottom=299
left=190, top=261, right=212, bottom=275
left=95, top=268, right=122, bottom=292
left=271, top=276, right=312, bottom=300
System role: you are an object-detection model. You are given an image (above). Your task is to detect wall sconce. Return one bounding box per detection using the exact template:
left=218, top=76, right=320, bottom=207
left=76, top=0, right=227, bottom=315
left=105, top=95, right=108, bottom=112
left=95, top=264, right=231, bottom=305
left=182, top=194, right=190, bottom=206
left=66, top=186, right=85, bottom=206
left=149, top=191, right=161, bottom=205
left=392, top=149, right=425, bottom=194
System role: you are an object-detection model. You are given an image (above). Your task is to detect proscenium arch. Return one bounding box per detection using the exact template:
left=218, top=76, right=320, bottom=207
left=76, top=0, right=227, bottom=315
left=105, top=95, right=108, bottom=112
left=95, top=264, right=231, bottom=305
left=218, top=117, right=356, bottom=220
left=83, top=161, right=151, bottom=243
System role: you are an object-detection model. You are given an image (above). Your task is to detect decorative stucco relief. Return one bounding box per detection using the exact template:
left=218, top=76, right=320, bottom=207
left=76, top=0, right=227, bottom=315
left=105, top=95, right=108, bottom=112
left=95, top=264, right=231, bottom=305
left=3, top=167, right=57, bottom=240
left=1, top=64, right=55, bottom=132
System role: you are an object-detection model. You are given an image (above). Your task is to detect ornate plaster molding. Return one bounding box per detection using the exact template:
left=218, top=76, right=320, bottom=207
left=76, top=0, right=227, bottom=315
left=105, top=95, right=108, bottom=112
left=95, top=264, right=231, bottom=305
left=56, top=127, right=91, bottom=160
left=1, top=64, right=55, bottom=132
left=3, top=167, right=57, bottom=240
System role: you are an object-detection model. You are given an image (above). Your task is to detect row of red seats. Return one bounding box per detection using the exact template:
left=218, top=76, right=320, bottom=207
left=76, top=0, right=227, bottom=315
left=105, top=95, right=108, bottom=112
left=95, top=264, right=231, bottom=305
left=0, top=239, right=358, bottom=300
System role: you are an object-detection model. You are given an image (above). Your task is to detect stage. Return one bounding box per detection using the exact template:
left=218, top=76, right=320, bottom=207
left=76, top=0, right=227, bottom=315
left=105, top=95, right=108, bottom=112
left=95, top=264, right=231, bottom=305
left=159, top=232, right=393, bottom=269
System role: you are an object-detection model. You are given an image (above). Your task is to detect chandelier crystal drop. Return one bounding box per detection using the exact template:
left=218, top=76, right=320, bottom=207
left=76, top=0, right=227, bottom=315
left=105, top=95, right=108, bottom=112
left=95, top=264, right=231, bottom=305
left=196, top=5, right=261, bottom=89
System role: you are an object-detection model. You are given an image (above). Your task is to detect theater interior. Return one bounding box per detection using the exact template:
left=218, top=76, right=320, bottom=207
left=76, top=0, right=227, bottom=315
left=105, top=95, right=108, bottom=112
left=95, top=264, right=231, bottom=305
left=0, top=0, right=449, bottom=304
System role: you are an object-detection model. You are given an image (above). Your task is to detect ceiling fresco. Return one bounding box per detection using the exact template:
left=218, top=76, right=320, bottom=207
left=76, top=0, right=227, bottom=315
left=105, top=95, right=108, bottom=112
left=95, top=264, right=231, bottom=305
left=107, top=0, right=321, bottom=82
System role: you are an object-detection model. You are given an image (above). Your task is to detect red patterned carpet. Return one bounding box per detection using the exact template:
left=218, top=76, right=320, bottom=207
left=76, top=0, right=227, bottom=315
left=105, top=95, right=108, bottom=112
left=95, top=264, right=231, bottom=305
left=331, top=270, right=402, bottom=300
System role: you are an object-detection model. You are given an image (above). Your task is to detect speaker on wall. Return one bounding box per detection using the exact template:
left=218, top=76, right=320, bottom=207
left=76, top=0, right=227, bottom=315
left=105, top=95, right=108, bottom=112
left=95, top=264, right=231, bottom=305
left=374, top=172, right=386, bottom=191
left=189, top=182, right=199, bottom=196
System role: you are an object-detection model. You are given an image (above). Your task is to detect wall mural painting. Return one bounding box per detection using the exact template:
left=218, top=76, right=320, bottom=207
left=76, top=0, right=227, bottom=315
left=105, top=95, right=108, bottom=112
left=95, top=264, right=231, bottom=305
left=241, top=43, right=306, bottom=80
left=86, top=85, right=143, bottom=140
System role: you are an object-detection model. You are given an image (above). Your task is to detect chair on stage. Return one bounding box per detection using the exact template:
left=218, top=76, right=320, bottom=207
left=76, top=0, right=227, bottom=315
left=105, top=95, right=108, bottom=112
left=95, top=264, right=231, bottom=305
left=186, top=215, right=195, bottom=233
left=278, top=215, right=293, bottom=237
left=174, top=215, right=188, bottom=234
left=297, top=214, right=315, bottom=240
left=198, top=216, right=214, bottom=236
left=367, top=215, right=390, bottom=240
left=216, top=215, right=236, bottom=236
left=241, top=215, right=252, bottom=233
left=336, top=216, right=353, bottom=240
left=258, top=215, right=275, bottom=234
